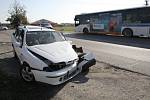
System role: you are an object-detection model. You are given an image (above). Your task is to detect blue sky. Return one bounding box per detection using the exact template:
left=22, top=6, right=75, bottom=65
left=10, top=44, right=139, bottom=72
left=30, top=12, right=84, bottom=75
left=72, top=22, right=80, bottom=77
left=0, top=0, right=146, bottom=23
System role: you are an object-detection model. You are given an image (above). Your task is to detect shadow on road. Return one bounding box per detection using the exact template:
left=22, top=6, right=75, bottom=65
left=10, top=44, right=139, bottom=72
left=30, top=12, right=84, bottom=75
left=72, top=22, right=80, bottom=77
left=71, top=69, right=89, bottom=84
left=0, top=55, right=20, bottom=77
left=65, top=33, right=150, bottom=49
left=0, top=55, right=66, bottom=100
left=0, top=52, right=90, bottom=100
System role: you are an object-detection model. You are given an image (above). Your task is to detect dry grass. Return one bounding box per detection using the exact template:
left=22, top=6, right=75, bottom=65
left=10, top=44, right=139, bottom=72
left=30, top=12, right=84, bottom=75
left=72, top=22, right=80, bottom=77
left=54, top=26, right=75, bottom=33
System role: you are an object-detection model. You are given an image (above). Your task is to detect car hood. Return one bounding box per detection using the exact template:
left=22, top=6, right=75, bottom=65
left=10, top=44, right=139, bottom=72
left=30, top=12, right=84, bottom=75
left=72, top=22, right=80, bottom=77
left=28, top=41, right=78, bottom=63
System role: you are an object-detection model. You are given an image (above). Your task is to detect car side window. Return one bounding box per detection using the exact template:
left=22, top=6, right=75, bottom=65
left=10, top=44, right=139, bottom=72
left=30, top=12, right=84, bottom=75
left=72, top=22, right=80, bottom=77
left=15, top=29, right=24, bottom=44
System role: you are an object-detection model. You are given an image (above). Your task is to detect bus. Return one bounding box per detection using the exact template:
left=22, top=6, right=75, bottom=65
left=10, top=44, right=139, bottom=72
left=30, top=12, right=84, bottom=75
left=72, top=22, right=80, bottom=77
left=74, top=6, right=150, bottom=37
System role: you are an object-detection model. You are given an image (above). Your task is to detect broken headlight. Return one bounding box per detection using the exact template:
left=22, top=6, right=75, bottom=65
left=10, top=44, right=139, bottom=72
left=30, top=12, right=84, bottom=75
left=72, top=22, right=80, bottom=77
left=43, top=60, right=76, bottom=72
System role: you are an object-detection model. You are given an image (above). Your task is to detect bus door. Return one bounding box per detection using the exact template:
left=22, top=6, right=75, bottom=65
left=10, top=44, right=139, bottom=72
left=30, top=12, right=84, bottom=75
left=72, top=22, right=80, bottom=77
left=99, top=13, right=110, bottom=32
left=109, top=13, right=122, bottom=32
left=90, top=18, right=105, bottom=32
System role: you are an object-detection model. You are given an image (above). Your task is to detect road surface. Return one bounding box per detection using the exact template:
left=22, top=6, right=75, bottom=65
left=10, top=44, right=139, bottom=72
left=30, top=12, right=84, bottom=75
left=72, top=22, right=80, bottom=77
left=1, top=30, right=150, bottom=100
left=66, top=33, right=150, bottom=76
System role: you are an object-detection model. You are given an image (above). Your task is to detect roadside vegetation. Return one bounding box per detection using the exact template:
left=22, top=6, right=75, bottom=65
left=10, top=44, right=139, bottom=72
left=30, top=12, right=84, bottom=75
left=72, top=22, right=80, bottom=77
left=6, top=0, right=28, bottom=28
left=54, top=25, right=75, bottom=33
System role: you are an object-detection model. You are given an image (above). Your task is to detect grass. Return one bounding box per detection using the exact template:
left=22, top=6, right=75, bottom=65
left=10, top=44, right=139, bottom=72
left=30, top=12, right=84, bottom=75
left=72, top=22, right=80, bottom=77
left=54, top=26, right=75, bottom=33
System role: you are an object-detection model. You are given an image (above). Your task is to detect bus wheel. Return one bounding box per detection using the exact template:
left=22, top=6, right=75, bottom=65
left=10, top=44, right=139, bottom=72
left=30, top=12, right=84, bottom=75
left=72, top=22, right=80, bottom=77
left=122, top=29, right=133, bottom=37
left=83, top=28, right=89, bottom=33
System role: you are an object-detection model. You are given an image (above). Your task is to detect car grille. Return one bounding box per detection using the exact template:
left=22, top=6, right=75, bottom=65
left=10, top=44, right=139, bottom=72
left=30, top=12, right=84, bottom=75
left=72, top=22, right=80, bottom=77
left=49, top=60, right=76, bottom=71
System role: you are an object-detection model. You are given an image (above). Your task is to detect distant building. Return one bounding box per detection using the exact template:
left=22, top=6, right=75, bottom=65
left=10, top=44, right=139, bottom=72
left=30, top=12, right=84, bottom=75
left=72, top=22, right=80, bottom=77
left=30, top=19, right=58, bottom=27
left=0, top=22, right=11, bottom=28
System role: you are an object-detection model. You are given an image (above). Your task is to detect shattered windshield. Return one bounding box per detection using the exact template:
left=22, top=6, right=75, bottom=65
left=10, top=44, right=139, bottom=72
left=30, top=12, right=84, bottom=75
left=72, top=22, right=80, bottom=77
left=26, top=31, right=65, bottom=46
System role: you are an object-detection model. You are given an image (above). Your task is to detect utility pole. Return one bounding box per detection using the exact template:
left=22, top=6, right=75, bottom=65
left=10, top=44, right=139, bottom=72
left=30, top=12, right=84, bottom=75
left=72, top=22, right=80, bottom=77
left=145, top=0, right=149, bottom=6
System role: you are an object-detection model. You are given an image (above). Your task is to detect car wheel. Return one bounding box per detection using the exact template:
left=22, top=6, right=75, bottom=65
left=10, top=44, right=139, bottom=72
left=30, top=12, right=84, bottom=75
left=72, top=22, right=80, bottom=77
left=83, top=28, right=89, bottom=33
left=122, top=29, right=133, bottom=37
left=20, top=65, right=35, bottom=82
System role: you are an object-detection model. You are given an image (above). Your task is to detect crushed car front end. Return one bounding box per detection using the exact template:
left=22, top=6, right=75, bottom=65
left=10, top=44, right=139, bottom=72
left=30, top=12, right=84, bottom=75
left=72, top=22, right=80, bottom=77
left=23, top=29, right=96, bottom=85
left=31, top=51, right=96, bottom=85
left=26, top=44, right=96, bottom=85
left=32, top=59, right=82, bottom=85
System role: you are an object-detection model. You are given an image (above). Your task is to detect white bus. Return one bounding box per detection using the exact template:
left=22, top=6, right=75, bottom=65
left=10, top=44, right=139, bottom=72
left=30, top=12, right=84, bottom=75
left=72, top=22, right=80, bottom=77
left=74, top=7, right=150, bottom=37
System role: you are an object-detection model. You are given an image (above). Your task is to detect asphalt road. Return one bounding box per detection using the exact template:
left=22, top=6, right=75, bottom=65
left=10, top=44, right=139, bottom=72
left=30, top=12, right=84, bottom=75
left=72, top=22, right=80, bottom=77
left=1, top=30, right=150, bottom=100
left=66, top=33, right=150, bottom=76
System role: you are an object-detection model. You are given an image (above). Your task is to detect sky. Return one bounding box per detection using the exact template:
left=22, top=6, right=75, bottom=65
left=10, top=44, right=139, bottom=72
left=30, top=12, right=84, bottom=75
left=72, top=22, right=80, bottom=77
left=0, top=0, right=147, bottom=24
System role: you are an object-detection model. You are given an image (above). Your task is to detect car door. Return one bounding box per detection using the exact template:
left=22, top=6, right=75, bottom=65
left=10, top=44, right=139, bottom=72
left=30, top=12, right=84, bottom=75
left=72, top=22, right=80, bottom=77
left=13, top=28, right=24, bottom=61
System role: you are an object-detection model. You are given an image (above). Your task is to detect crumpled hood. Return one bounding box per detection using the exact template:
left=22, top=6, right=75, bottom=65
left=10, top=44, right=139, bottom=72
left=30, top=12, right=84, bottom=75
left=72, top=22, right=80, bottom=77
left=28, top=41, right=78, bottom=63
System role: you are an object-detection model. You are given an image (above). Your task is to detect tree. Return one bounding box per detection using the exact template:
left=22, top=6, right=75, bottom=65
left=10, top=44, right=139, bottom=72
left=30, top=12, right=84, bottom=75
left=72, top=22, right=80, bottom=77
left=6, top=0, right=28, bottom=28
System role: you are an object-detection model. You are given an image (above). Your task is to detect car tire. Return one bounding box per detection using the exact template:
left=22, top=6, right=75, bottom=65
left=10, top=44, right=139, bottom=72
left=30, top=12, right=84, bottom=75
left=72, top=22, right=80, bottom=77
left=20, top=64, right=35, bottom=83
left=122, top=28, right=133, bottom=37
left=83, top=28, right=89, bottom=33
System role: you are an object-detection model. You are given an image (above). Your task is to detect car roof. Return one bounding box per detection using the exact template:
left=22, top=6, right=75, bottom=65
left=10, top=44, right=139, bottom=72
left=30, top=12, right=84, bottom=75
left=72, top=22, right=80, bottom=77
left=18, top=25, right=55, bottom=32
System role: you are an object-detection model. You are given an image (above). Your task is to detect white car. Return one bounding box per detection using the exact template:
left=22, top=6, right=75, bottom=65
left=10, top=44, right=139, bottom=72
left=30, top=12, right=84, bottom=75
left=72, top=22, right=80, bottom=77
left=0, top=26, right=8, bottom=30
left=11, top=25, right=96, bottom=85
left=2, top=26, right=8, bottom=30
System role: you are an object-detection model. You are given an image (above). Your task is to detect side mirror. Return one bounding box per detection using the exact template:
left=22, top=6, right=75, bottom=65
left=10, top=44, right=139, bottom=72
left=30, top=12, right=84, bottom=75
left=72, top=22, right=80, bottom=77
left=13, top=33, right=15, bottom=35
left=16, top=42, right=23, bottom=48
left=16, top=42, right=21, bottom=47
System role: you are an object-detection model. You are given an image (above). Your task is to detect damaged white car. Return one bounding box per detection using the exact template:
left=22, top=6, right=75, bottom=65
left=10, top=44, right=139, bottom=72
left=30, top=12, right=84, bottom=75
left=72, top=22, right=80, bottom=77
left=11, top=25, right=96, bottom=85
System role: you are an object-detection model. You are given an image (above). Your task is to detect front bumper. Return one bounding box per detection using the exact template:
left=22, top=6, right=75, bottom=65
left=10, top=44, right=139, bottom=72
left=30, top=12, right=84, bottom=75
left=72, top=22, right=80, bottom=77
left=78, top=52, right=96, bottom=71
left=32, top=62, right=82, bottom=85
left=32, top=52, right=96, bottom=85
left=82, top=59, right=96, bottom=71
